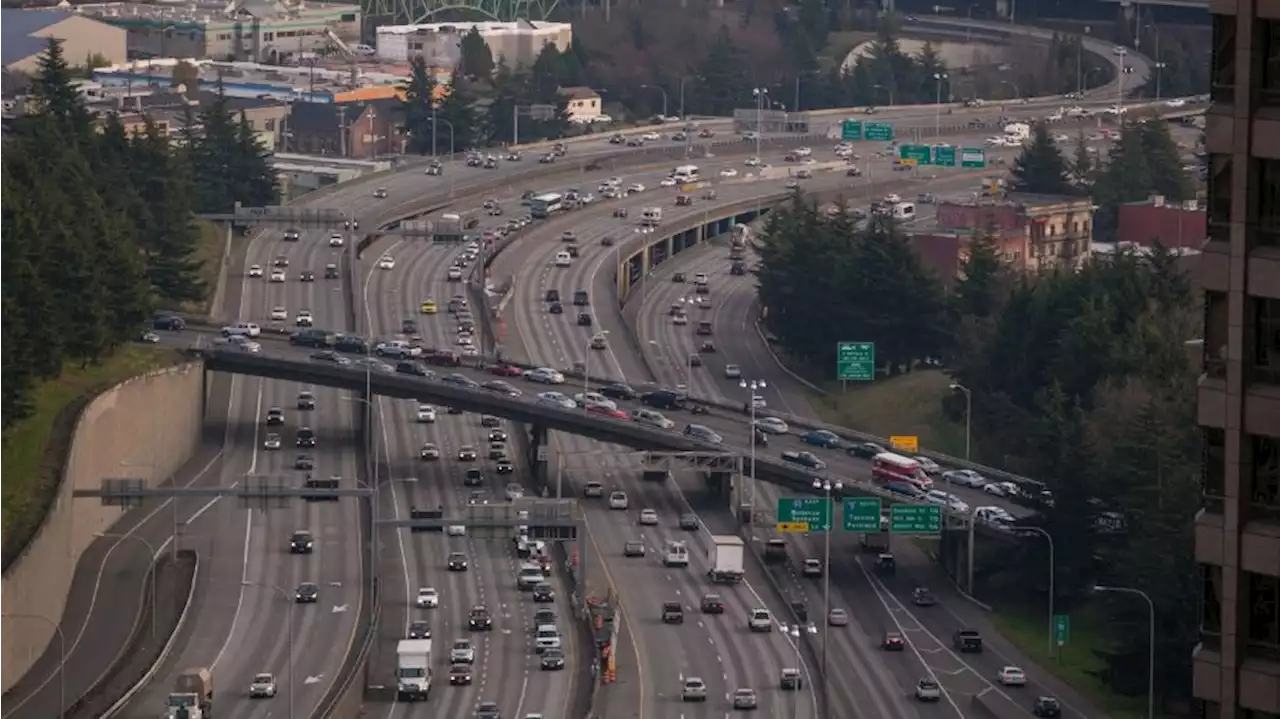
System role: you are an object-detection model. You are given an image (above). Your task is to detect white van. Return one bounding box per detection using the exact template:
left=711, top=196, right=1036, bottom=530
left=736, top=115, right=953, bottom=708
left=664, top=540, right=690, bottom=567
left=671, top=165, right=700, bottom=183
left=891, top=202, right=917, bottom=220
left=640, top=207, right=662, bottom=226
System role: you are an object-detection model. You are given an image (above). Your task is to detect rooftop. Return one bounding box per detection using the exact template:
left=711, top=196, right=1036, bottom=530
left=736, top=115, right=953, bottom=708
left=2, top=9, right=74, bottom=66
left=77, top=0, right=357, bottom=26
left=94, top=58, right=409, bottom=98
left=376, top=19, right=568, bottom=35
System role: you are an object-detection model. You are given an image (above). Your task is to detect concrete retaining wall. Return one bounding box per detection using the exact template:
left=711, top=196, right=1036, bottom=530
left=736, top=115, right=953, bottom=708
left=1, top=363, right=204, bottom=691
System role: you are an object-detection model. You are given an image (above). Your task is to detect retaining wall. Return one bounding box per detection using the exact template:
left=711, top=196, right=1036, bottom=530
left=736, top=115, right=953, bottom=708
left=1, top=363, right=204, bottom=691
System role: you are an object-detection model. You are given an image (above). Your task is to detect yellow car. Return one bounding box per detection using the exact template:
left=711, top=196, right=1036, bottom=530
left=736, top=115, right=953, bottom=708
left=420, top=300, right=438, bottom=315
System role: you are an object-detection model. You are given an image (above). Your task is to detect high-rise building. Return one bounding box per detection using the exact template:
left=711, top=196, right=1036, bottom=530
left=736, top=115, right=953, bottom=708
left=1193, top=5, right=1280, bottom=717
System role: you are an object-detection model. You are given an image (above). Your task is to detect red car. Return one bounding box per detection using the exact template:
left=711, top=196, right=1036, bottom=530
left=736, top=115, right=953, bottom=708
left=489, top=364, right=524, bottom=377
left=881, top=632, right=906, bottom=651
left=585, top=403, right=628, bottom=420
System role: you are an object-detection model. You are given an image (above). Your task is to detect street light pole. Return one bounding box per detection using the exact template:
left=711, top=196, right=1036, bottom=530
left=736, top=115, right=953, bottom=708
left=933, top=72, right=948, bottom=138
left=1021, top=527, right=1056, bottom=656
left=752, top=87, right=768, bottom=161
left=247, top=582, right=296, bottom=718
left=949, top=383, right=972, bottom=460
left=96, top=533, right=159, bottom=639
left=678, top=76, right=699, bottom=119
left=787, top=625, right=803, bottom=719
left=3, top=613, right=65, bottom=717
left=1094, top=585, right=1155, bottom=719
left=583, top=331, right=607, bottom=396
left=812, top=478, right=841, bottom=714
left=640, top=84, right=669, bottom=119
left=740, top=379, right=767, bottom=511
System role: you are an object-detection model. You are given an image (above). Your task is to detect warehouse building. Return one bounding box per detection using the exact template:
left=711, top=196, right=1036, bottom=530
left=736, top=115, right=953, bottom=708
left=1, top=9, right=127, bottom=74
left=375, top=20, right=570, bottom=70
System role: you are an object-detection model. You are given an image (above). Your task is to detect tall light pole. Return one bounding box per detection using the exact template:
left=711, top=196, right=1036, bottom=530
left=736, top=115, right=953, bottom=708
left=933, top=72, right=949, bottom=137
left=786, top=624, right=804, bottom=719
left=1146, top=25, right=1165, bottom=99
left=949, top=383, right=972, bottom=460
left=1094, top=584, right=1156, bottom=719
left=1020, top=527, right=1056, bottom=656
left=872, top=83, right=893, bottom=107
left=3, top=613, right=65, bottom=717
left=430, top=115, right=455, bottom=157
left=812, top=477, right=841, bottom=714
left=95, top=533, right=159, bottom=638
left=582, top=330, right=607, bottom=396
left=640, top=83, right=669, bottom=118
left=752, top=87, right=768, bottom=161
left=246, top=582, right=296, bottom=718
left=740, top=378, right=766, bottom=511
left=678, top=75, right=700, bottom=119
left=1000, top=80, right=1021, bottom=102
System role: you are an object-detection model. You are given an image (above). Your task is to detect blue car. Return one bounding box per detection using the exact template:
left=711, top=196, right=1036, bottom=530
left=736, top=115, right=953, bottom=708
left=803, top=430, right=842, bottom=449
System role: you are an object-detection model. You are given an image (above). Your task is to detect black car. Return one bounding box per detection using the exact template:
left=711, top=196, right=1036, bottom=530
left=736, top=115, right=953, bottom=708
left=289, top=530, right=314, bottom=553
left=481, top=381, right=519, bottom=397
left=1032, top=697, right=1062, bottom=717
left=294, top=582, right=319, bottom=603
left=545, top=289, right=560, bottom=302
left=407, top=620, right=431, bottom=639
left=266, top=407, right=284, bottom=425
left=848, top=442, right=886, bottom=459
left=662, top=601, right=684, bottom=624
left=464, top=469, right=484, bottom=486
left=469, top=606, right=493, bottom=630
left=449, top=663, right=473, bottom=685
left=324, top=264, right=340, bottom=279
left=600, top=383, right=637, bottom=400
left=540, top=648, right=566, bottom=670
left=396, top=361, right=429, bottom=376
left=290, top=329, right=332, bottom=348
left=700, top=594, right=725, bottom=614
left=480, top=415, right=501, bottom=428
left=549, top=302, right=563, bottom=314
left=672, top=272, right=686, bottom=283
left=488, top=429, right=508, bottom=442
left=443, top=373, right=480, bottom=388
left=293, top=454, right=314, bottom=470
left=448, top=552, right=469, bottom=571
left=532, top=583, right=555, bottom=602
left=641, top=390, right=684, bottom=410
left=300, top=270, right=315, bottom=282
left=401, top=319, right=418, bottom=334
left=577, top=313, right=593, bottom=326
left=296, top=428, right=316, bottom=447
left=679, top=514, right=698, bottom=530
left=309, top=350, right=345, bottom=364
left=496, top=459, right=514, bottom=474
left=152, top=313, right=186, bottom=331
left=476, top=701, right=500, bottom=719
left=730, top=262, right=746, bottom=276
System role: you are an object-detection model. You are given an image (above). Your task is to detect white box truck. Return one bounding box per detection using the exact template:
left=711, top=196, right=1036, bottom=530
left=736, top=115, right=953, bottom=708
left=396, top=639, right=432, bottom=702
left=707, top=535, right=745, bottom=583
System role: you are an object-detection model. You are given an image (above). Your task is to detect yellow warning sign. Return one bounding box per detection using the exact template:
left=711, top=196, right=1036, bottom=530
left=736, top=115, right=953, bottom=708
left=776, top=522, right=810, bottom=533
left=890, top=435, right=919, bottom=453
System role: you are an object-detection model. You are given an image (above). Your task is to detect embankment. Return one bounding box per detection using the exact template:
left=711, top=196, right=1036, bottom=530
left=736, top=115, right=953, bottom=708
left=1, top=363, right=204, bottom=691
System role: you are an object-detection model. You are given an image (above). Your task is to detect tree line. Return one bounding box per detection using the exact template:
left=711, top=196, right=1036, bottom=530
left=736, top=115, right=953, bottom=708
left=1, top=41, right=278, bottom=428
left=757, top=121, right=1201, bottom=706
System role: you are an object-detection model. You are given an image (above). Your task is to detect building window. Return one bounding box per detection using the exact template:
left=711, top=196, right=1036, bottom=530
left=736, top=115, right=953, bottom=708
left=1196, top=701, right=1220, bottom=719
left=1201, top=564, right=1223, bottom=636
left=1250, top=434, right=1280, bottom=521
left=1204, top=428, right=1226, bottom=511
left=1246, top=572, right=1280, bottom=649
left=1253, top=299, right=1280, bottom=384
left=1256, top=159, right=1280, bottom=247
left=341, top=12, right=356, bottom=21
left=265, top=118, right=275, bottom=131
left=1212, top=14, right=1237, bottom=103
left=1262, top=20, right=1280, bottom=106
left=1205, top=291, right=1229, bottom=379
left=1207, top=155, right=1232, bottom=245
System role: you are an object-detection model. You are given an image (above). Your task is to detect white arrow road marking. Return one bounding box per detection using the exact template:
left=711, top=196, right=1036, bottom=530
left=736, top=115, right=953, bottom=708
left=331, top=604, right=349, bottom=613
left=304, top=675, right=324, bottom=684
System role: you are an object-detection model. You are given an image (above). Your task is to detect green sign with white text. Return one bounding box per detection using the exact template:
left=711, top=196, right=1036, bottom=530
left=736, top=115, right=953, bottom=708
left=837, top=342, right=875, bottom=381
left=898, top=144, right=932, bottom=165
left=960, top=147, right=987, bottom=168
left=933, top=146, right=957, bottom=166
left=777, top=497, right=832, bottom=532
left=864, top=123, right=894, bottom=141
left=889, top=504, right=941, bottom=534
left=841, top=120, right=862, bottom=141
left=843, top=497, right=883, bottom=532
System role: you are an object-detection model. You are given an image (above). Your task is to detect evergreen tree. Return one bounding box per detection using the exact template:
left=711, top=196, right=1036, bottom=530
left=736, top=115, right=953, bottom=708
left=1091, top=124, right=1154, bottom=241
left=458, top=27, right=495, bottom=79
left=399, top=57, right=439, bottom=155
left=437, top=80, right=481, bottom=150
left=231, top=112, right=279, bottom=206
left=694, top=27, right=749, bottom=116
left=1009, top=123, right=1073, bottom=195
left=24, top=39, right=91, bottom=144
left=1138, top=120, right=1193, bottom=202
left=133, top=123, right=205, bottom=304
left=1071, top=128, right=1094, bottom=186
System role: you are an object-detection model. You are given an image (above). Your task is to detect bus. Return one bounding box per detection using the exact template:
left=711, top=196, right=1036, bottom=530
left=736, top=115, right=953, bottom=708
left=670, top=164, right=700, bottom=183
left=529, top=193, right=564, bottom=218
left=871, top=452, right=932, bottom=490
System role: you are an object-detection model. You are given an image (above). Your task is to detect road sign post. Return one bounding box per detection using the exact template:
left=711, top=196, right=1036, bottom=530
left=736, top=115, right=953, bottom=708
left=836, top=342, right=875, bottom=381
left=889, top=436, right=919, bottom=453
left=841, top=120, right=863, bottom=141
left=864, top=123, right=894, bottom=141
left=897, top=145, right=932, bottom=165
left=842, top=497, right=882, bottom=532
left=933, top=146, right=957, bottom=166
left=1053, top=614, right=1070, bottom=646
left=960, top=147, right=987, bottom=168
left=777, top=497, right=832, bottom=532
left=889, top=504, right=941, bottom=534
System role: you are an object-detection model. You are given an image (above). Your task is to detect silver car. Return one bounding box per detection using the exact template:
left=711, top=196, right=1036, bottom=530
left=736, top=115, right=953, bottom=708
left=732, top=688, right=758, bottom=709
left=249, top=672, right=277, bottom=698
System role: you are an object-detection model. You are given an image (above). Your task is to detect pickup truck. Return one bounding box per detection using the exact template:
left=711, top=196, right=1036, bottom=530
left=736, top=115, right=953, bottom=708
left=780, top=451, right=826, bottom=470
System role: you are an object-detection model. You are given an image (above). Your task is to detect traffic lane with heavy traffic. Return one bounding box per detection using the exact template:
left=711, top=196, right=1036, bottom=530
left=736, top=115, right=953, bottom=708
left=362, top=239, right=579, bottom=718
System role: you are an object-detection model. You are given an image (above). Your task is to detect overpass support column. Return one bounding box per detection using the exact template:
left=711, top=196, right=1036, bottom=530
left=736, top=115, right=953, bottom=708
left=527, top=424, right=549, bottom=490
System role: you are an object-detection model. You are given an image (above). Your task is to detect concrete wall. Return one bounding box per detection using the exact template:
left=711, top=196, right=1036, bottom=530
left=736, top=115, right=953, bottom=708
left=1, top=363, right=204, bottom=691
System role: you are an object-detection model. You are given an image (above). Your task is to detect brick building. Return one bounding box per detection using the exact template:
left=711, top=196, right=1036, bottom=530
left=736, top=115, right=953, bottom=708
left=1116, top=195, right=1207, bottom=250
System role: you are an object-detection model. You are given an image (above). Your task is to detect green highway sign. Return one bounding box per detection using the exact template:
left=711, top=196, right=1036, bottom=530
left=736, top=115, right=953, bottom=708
left=898, top=144, right=932, bottom=165
left=837, top=341, right=875, bottom=381
left=960, top=147, right=987, bottom=168
left=1053, top=614, right=1071, bottom=646
left=841, top=120, right=863, bottom=141
left=864, top=123, right=894, bottom=141
left=843, top=497, right=883, bottom=532
left=777, top=497, right=832, bottom=532
left=933, top=145, right=957, bottom=167
left=889, top=504, right=941, bottom=534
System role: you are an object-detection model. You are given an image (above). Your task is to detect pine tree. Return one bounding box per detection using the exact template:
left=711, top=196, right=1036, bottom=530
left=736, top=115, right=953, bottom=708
left=1071, top=128, right=1094, bottom=186
left=399, top=57, right=439, bottom=155
left=25, top=39, right=92, bottom=144
left=133, top=122, right=205, bottom=304
left=695, top=27, right=750, bottom=116
left=1009, top=123, right=1073, bottom=195
left=231, top=112, right=279, bottom=206
left=1138, top=120, right=1193, bottom=202
left=458, top=27, right=495, bottom=79
left=437, top=80, right=480, bottom=150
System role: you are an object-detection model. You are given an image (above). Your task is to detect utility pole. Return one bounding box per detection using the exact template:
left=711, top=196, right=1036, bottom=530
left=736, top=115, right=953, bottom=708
left=337, top=104, right=348, bottom=157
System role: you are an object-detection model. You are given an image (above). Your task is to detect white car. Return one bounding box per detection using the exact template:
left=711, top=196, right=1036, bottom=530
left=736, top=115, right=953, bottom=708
left=537, top=391, right=576, bottom=409
left=447, top=524, right=467, bottom=536
left=754, top=417, right=789, bottom=434
left=263, top=433, right=282, bottom=450
left=914, top=456, right=941, bottom=475
left=660, top=177, right=677, bottom=187
left=997, top=666, right=1027, bottom=686
left=573, top=392, right=615, bottom=410
left=748, top=608, right=773, bottom=631
left=984, top=481, right=1019, bottom=497
left=248, top=264, right=263, bottom=277
left=693, top=272, right=709, bottom=285
left=270, top=306, right=287, bottom=321
left=328, top=233, right=344, bottom=247
left=914, top=678, right=942, bottom=702
left=1112, top=45, right=1127, bottom=55
left=525, top=368, right=565, bottom=384
left=553, top=251, right=572, bottom=267
left=417, top=405, right=437, bottom=423
left=450, top=639, right=475, bottom=664
left=724, top=364, right=742, bottom=379
left=641, top=132, right=660, bottom=141
left=638, top=509, right=659, bottom=525
left=505, top=483, right=524, bottom=501
left=630, top=409, right=674, bottom=429
left=447, top=267, right=464, bottom=281
left=269, top=270, right=286, bottom=283
left=1052, top=132, right=1070, bottom=143
left=720, top=168, right=738, bottom=178
left=608, top=491, right=629, bottom=510
left=1165, top=98, right=1187, bottom=107
left=672, top=314, right=688, bottom=325
left=416, top=587, right=439, bottom=608
left=943, top=469, right=987, bottom=488
left=627, top=183, right=646, bottom=194
left=976, top=506, right=1016, bottom=524
left=249, top=672, right=277, bottom=698
left=744, top=156, right=762, bottom=167
left=378, top=255, right=396, bottom=270
left=294, top=310, right=313, bottom=327
left=794, top=146, right=811, bottom=157
left=457, top=334, right=473, bottom=347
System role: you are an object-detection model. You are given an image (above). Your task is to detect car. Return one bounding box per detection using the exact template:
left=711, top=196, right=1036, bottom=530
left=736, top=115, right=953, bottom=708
left=802, top=429, right=841, bottom=448
left=848, top=442, right=886, bottom=459
left=294, top=582, right=319, bottom=603
left=681, top=677, right=708, bottom=702
left=417, top=442, right=441, bottom=461
left=683, top=424, right=723, bottom=444
left=915, top=678, right=942, bottom=702
left=416, top=587, right=439, bottom=608
left=781, top=450, right=825, bottom=470
left=266, top=407, right=285, bottom=425
left=984, top=481, right=1020, bottom=497
left=448, top=552, right=469, bottom=571
left=638, top=508, right=659, bottom=525
left=248, top=672, right=277, bottom=698
left=416, top=405, right=437, bottom=423
left=802, top=559, right=824, bottom=577
left=496, top=459, right=514, bottom=474
left=722, top=364, right=743, bottom=379
left=289, top=530, right=314, bottom=553
left=755, top=417, right=789, bottom=434
left=780, top=668, right=803, bottom=690
left=504, top=483, right=523, bottom=501
left=608, top=491, right=629, bottom=509
left=463, top=468, right=484, bottom=487
left=324, top=264, right=340, bottom=279
left=953, top=628, right=983, bottom=652
left=912, top=587, right=937, bottom=606
left=263, top=433, right=282, bottom=450
left=678, top=513, right=698, bottom=530
left=248, top=264, right=264, bottom=278
left=537, top=391, right=575, bottom=409
left=700, top=593, right=725, bottom=613
left=553, top=251, right=572, bottom=267
left=630, top=408, right=674, bottom=429
left=1033, top=696, right=1063, bottom=717
left=457, top=445, right=478, bottom=461
left=525, top=367, right=565, bottom=385
left=881, top=631, right=907, bottom=651
left=476, top=701, right=500, bottom=719
left=732, top=688, right=758, bottom=709
left=828, top=607, right=849, bottom=626
left=270, top=306, right=288, bottom=321
left=583, top=480, right=604, bottom=498
left=997, top=666, right=1027, bottom=686
left=540, top=647, right=567, bottom=670
left=373, top=187, right=388, bottom=198
left=748, top=608, right=773, bottom=632
left=534, top=625, right=561, bottom=653
left=532, top=582, right=555, bottom=602
left=295, top=310, right=314, bottom=326
left=480, top=414, right=502, bottom=427
left=449, top=663, right=474, bottom=685
left=720, top=168, right=738, bottom=178
left=623, top=540, right=646, bottom=557
left=407, top=620, right=431, bottom=639
left=449, top=638, right=476, bottom=664
left=916, top=456, right=942, bottom=475
left=943, top=469, right=987, bottom=488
